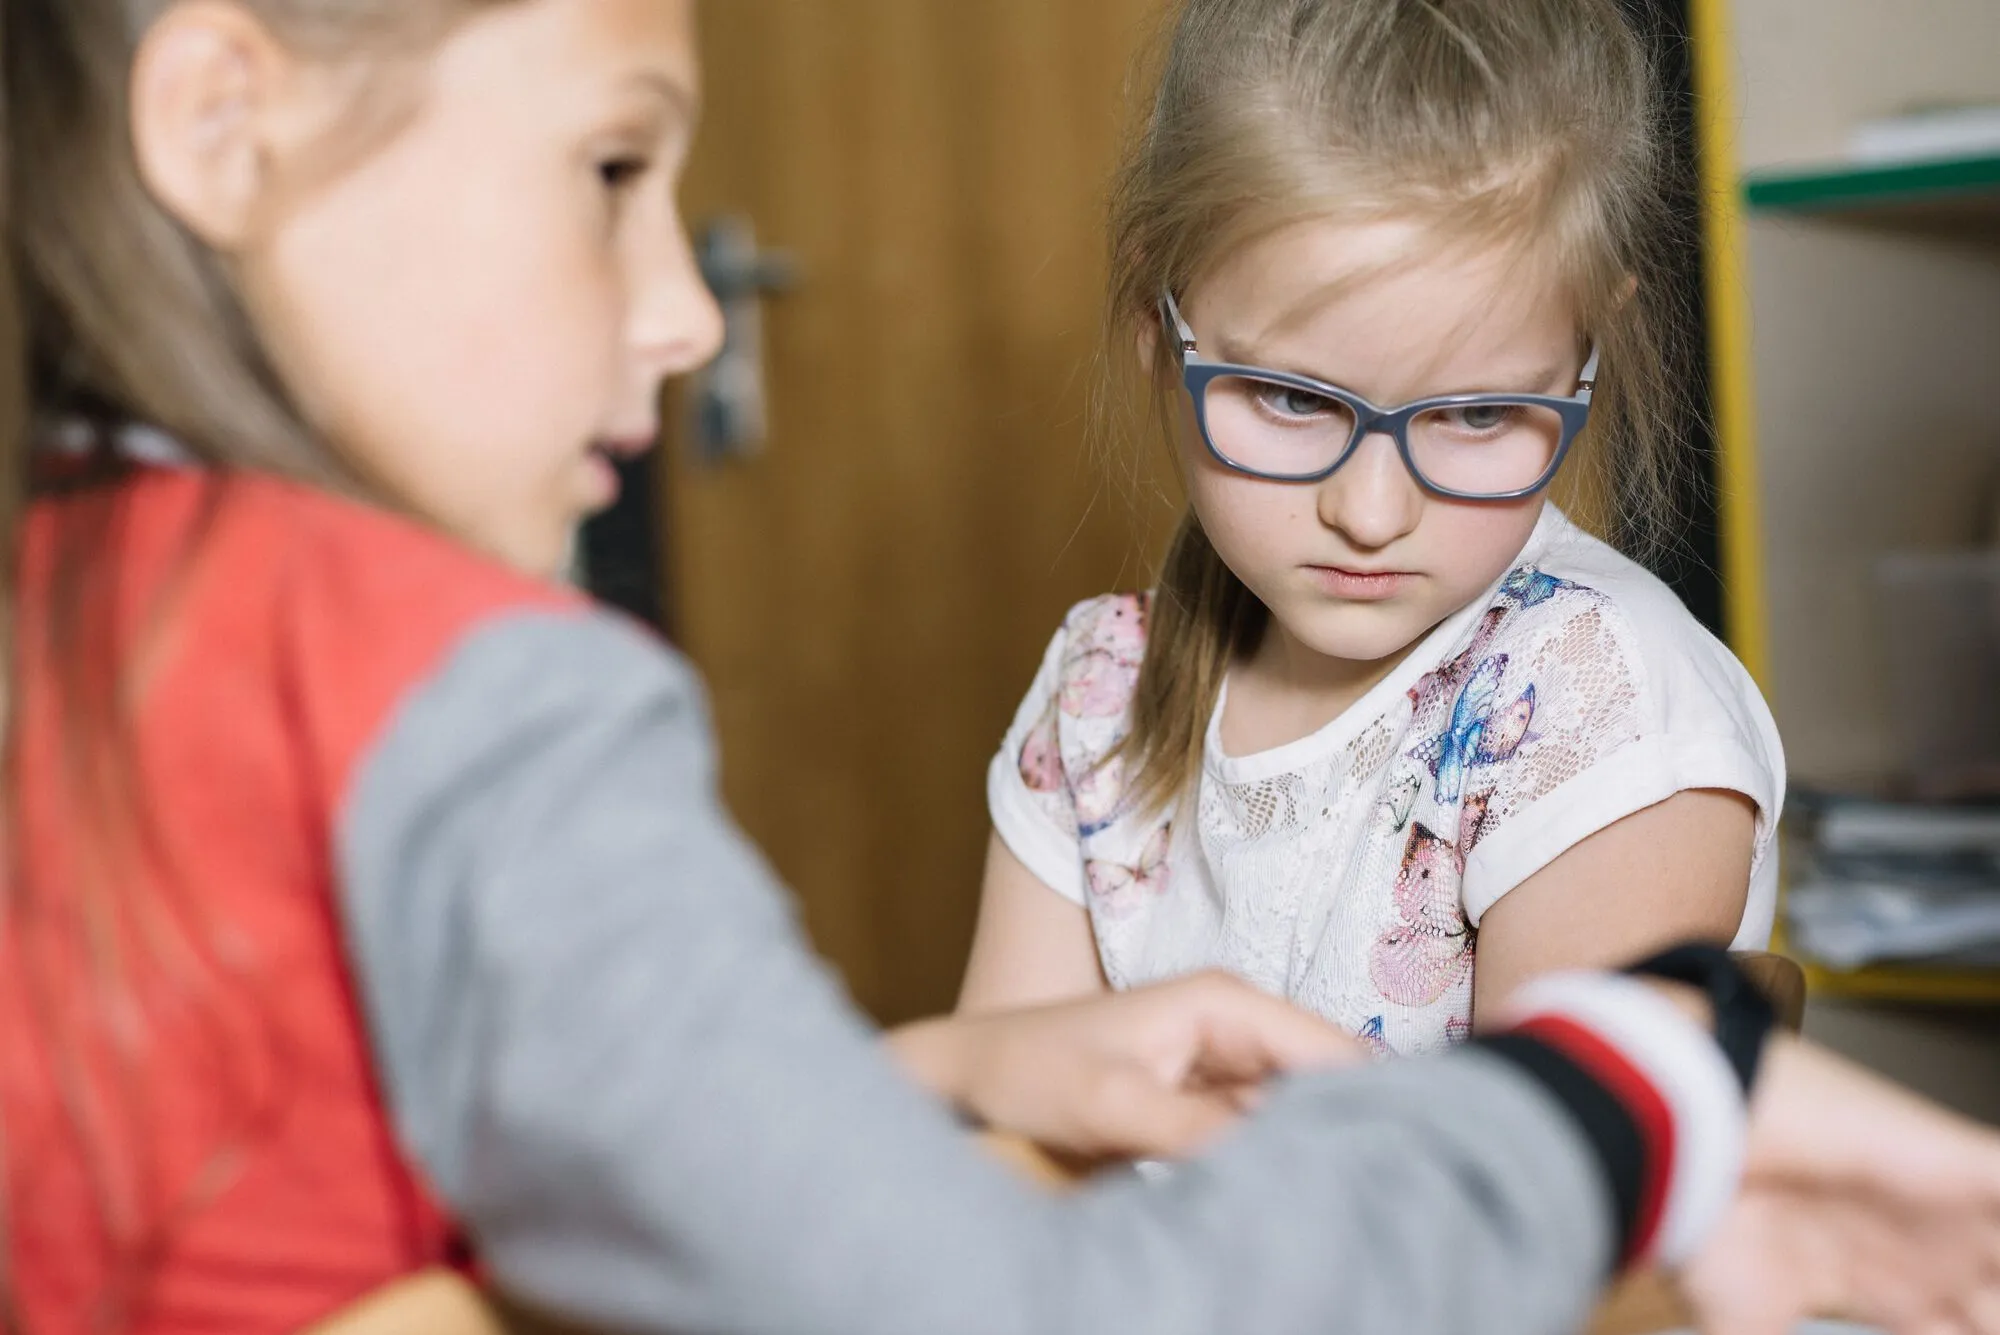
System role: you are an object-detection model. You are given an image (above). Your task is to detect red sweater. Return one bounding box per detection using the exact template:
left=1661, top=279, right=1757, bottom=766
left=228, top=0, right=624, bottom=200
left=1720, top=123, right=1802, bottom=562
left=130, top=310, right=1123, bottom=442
left=2, top=469, right=565, bottom=1331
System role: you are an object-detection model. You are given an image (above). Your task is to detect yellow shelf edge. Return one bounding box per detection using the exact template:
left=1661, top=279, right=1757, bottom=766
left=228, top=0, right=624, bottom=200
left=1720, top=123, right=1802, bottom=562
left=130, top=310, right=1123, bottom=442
left=1804, top=963, right=2000, bottom=1006
left=1777, top=882, right=2000, bottom=1006
left=1689, top=0, right=1771, bottom=693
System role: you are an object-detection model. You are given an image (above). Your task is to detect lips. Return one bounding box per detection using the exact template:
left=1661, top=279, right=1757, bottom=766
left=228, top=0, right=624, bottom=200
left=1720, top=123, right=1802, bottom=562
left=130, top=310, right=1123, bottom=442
left=581, top=428, right=660, bottom=511
left=595, top=428, right=659, bottom=461
left=1303, top=565, right=1412, bottom=601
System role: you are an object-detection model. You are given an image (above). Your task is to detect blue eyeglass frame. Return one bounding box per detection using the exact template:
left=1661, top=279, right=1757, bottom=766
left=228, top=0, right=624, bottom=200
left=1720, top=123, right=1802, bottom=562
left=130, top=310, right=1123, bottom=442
left=1160, top=290, right=1599, bottom=501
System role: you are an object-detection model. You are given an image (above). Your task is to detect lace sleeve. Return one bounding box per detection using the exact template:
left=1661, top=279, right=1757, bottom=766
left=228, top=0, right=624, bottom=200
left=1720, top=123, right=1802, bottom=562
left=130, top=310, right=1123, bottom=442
left=1446, top=586, right=1781, bottom=938
left=986, top=595, right=1153, bottom=906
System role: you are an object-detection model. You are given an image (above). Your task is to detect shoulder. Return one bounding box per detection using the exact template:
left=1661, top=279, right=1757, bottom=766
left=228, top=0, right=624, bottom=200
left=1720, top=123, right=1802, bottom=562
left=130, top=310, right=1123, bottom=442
left=1509, top=513, right=1773, bottom=743
left=998, top=593, right=1153, bottom=835
left=1023, top=592, right=1149, bottom=735
left=242, top=470, right=577, bottom=629
left=1425, top=513, right=1752, bottom=713
left=249, top=474, right=644, bottom=790
left=1054, top=592, right=1153, bottom=658
left=1415, top=509, right=1780, bottom=807
left=207, top=469, right=589, bottom=705
left=1012, top=593, right=1153, bottom=719
left=30, top=465, right=573, bottom=624
left=36, top=467, right=619, bottom=798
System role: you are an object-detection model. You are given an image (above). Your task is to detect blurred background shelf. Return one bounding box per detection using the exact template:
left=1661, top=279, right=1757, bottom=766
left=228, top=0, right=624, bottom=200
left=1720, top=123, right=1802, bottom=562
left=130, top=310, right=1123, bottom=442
left=1776, top=916, right=2000, bottom=1006
left=1697, top=0, right=2000, bottom=1119
left=1802, top=960, right=2000, bottom=1004
left=1744, top=152, right=2000, bottom=238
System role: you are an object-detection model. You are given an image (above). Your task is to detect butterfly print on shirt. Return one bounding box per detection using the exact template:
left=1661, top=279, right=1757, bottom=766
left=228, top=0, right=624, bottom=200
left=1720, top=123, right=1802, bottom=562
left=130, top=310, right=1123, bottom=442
left=1408, top=653, right=1542, bottom=804
left=1371, top=769, right=1422, bottom=835
left=1017, top=700, right=1064, bottom=793
left=1409, top=606, right=1508, bottom=721
left=1369, top=822, right=1475, bottom=1008
left=1501, top=566, right=1575, bottom=609
left=1085, top=824, right=1172, bottom=919
left=1058, top=597, right=1149, bottom=719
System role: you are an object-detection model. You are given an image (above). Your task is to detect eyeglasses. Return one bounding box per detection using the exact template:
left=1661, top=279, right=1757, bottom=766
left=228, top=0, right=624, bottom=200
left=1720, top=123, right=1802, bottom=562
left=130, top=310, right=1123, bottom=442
left=1161, top=291, right=1596, bottom=501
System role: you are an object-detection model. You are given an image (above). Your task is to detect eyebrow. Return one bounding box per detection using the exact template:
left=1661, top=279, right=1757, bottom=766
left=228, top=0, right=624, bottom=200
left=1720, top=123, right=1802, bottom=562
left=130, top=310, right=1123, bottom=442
left=622, top=69, right=701, bottom=122
left=1212, top=332, right=1570, bottom=399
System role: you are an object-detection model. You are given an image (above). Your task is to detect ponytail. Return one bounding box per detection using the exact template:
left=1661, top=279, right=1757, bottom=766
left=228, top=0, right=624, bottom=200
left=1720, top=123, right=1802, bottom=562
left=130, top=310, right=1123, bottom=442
left=1113, top=511, right=1266, bottom=816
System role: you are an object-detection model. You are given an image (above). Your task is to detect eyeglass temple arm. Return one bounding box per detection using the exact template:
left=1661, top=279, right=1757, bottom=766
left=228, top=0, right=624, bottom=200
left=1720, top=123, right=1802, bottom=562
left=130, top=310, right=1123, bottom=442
left=1160, top=291, right=1199, bottom=354
left=1578, top=344, right=1600, bottom=399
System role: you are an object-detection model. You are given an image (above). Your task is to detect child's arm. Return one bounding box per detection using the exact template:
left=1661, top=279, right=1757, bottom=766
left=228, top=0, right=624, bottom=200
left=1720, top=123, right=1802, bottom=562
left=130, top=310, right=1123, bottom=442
left=1469, top=788, right=1756, bottom=1026
left=331, top=609, right=2000, bottom=1335
left=337, top=609, right=1624, bottom=1335
left=956, top=833, right=1107, bottom=1014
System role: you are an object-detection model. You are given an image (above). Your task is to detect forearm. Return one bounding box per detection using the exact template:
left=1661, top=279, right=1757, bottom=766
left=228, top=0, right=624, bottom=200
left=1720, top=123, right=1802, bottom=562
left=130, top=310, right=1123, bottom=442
left=884, top=1016, right=971, bottom=1111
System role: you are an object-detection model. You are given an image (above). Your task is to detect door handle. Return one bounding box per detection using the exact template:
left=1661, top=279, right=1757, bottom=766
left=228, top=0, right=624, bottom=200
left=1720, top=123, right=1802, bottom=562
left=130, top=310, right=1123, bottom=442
left=689, top=215, right=799, bottom=464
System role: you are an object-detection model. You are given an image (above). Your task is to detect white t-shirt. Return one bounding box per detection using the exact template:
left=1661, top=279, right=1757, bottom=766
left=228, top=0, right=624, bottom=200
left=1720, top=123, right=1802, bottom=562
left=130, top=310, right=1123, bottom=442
left=989, top=507, right=1785, bottom=1057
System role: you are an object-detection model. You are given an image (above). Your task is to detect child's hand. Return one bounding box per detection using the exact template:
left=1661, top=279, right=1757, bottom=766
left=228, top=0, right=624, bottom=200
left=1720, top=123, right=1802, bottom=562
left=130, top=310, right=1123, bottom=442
left=889, top=972, right=1365, bottom=1163
left=1680, top=1033, right=2000, bottom=1334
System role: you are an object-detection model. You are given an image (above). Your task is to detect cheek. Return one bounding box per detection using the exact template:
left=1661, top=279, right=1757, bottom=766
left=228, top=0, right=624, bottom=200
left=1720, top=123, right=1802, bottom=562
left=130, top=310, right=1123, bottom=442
left=280, top=190, right=614, bottom=443
left=251, top=158, right=623, bottom=564
left=1177, top=423, right=1307, bottom=571
left=1419, top=498, right=1544, bottom=593
left=1190, top=474, right=1298, bottom=564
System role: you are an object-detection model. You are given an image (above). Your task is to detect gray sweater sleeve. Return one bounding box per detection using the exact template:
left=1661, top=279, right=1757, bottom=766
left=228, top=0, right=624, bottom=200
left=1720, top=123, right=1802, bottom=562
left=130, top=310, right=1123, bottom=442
left=337, top=609, right=1614, bottom=1335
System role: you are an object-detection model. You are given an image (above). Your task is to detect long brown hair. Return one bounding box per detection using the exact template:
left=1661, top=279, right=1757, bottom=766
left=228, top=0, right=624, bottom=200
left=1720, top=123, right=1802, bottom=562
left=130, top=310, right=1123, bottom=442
left=0, top=1, right=507, bottom=1322
left=1102, top=0, right=1701, bottom=814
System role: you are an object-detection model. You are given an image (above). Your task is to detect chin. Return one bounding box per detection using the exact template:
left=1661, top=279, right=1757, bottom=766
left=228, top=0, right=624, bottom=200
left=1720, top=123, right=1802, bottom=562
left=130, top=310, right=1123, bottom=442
left=1283, top=602, right=1439, bottom=668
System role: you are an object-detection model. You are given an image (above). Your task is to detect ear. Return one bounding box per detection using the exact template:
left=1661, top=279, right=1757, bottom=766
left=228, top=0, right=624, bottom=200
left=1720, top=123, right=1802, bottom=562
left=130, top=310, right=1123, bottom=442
left=129, top=2, right=299, bottom=251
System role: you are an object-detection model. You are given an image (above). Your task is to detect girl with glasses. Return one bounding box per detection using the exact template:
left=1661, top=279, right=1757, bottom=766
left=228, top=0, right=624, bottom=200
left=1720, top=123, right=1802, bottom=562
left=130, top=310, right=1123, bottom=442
left=964, top=0, right=1784, bottom=1059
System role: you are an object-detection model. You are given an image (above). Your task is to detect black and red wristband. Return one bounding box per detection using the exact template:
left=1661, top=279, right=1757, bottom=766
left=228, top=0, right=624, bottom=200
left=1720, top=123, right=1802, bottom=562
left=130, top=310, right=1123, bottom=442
left=1472, top=971, right=1749, bottom=1272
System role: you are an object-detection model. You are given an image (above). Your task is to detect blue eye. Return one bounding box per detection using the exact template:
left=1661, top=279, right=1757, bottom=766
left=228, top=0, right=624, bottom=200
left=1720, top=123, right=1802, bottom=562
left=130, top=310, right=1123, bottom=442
left=1446, top=404, right=1517, bottom=432
left=1260, top=385, right=1335, bottom=419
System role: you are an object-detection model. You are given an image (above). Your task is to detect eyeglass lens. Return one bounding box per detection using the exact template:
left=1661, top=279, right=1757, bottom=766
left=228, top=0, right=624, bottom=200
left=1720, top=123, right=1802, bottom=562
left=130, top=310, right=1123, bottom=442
left=1200, top=372, right=1564, bottom=494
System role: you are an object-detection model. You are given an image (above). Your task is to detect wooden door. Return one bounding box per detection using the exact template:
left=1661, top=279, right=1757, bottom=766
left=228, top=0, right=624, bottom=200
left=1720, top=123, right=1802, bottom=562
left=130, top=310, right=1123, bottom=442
left=664, top=2, right=1174, bottom=1023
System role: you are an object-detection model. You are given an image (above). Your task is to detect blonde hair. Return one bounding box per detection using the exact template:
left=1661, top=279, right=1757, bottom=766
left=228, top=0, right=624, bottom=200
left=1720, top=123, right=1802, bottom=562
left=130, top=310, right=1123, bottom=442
left=0, top=2, right=510, bottom=1321
left=1104, top=0, right=1698, bottom=813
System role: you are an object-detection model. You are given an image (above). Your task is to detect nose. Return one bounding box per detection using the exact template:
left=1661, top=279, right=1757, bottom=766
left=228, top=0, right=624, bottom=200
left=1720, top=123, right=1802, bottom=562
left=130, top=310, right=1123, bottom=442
left=628, top=200, right=726, bottom=386
left=1316, top=429, right=1424, bottom=550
